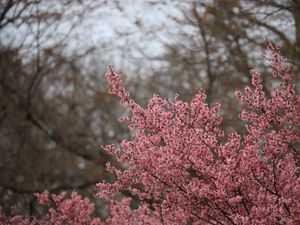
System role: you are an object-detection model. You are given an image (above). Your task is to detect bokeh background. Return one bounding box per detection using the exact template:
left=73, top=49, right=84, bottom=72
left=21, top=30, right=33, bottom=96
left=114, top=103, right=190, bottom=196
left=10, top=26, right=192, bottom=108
left=1, top=0, right=299, bottom=219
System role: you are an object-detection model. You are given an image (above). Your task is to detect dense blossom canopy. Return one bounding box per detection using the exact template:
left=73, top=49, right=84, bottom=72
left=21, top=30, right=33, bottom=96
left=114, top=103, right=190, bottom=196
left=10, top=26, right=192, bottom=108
left=1, top=44, right=299, bottom=224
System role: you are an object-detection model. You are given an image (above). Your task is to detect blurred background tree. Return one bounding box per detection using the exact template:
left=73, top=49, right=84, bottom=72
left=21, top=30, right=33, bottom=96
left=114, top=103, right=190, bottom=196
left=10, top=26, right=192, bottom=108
left=0, top=0, right=299, bottom=220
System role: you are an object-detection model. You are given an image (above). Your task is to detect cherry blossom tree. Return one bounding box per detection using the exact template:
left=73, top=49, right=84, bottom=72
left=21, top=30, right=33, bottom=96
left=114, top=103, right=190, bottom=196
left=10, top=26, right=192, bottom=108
left=1, top=43, right=299, bottom=224
left=98, top=42, right=299, bottom=224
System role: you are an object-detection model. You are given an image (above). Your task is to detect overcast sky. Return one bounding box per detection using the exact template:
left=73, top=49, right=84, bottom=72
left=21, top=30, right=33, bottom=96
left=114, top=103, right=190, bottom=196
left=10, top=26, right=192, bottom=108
left=0, top=0, right=295, bottom=73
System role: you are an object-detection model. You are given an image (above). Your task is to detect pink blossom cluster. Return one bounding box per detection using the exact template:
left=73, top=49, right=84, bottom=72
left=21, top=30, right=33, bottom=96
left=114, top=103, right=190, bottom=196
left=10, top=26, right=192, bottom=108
left=98, top=43, right=300, bottom=224
left=1, top=44, right=299, bottom=224
left=0, top=192, right=102, bottom=225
